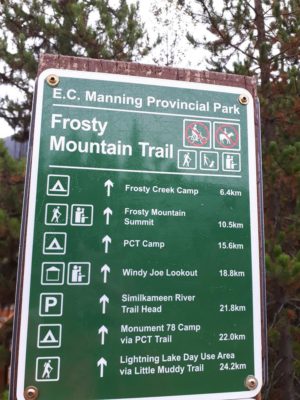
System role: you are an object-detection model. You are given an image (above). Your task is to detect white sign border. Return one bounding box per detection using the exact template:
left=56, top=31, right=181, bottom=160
left=16, top=68, right=263, bottom=400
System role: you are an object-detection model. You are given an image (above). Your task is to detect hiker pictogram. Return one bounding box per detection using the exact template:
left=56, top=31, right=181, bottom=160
left=177, top=150, right=197, bottom=170
left=183, top=120, right=211, bottom=148
left=35, top=357, right=60, bottom=381
left=45, top=203, right=68, bottom=226
left=183, top=152, right=192, bottom=167
left=214, top=122, right=240, bottom=150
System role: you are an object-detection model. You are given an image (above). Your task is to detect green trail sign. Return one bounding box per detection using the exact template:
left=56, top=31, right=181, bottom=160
left=12, top=62, right=265, bottom=400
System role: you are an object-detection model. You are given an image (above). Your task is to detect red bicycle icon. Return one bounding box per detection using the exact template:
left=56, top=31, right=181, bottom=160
left=185, top=121, right=210, bottom=147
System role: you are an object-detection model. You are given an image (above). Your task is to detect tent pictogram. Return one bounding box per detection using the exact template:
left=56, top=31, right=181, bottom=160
left=47, top=175, right=70, bottom=196
left=37, top=324, right=62, bottom=348
left=43, top=233, right=67, bottom=255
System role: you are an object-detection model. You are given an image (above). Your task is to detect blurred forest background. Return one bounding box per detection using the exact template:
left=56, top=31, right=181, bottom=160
left=0, top=1, right=299, bottom=399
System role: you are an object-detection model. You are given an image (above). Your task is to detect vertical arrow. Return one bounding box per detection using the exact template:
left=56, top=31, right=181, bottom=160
left=97, top=357, right=107, bottom=378
left=104, top=180, right=114, bottom=197
left=103, top=207, right=113, bottom=225
left=101, top=264, right=111, bottom=283
left=102, top=235, right=111, bottom=254
left=98, top=325, right=108, bottom=345
left=99, top=295, right=109, bottom=314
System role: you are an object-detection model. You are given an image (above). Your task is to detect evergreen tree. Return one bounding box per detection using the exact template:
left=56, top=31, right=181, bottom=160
left=0, top=141, right=24, bottom=394
left=0, top=0, right=150, bottom=141
left=150, top=0, right=190, bottom=66
left=0, top=141, right=25, bottom=307
left=183, top=1, right=300, bottom=398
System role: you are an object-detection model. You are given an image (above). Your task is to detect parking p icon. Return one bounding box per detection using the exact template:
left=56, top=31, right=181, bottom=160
left=39, top=293, right=63, bottom=317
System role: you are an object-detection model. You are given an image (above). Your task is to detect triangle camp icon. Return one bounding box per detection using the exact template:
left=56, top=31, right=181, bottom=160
left=46, top=238, right=63, bottom=251
left=41, top=330, right=58, bottom=344
left=50, top=180, right=67, bottom=193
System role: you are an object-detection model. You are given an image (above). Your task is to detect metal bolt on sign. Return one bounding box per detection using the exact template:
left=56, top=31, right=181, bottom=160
left=46, top=74, right=59, bottom=87
left=24, top=386, right=39, bottom=400
left=244, top=375, right=258, bottom=390
left=239, top=94, right=249, bottom=105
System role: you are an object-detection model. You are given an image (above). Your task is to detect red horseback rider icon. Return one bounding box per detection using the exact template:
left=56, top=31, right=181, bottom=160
left=215, top=124, right=239, bottom=149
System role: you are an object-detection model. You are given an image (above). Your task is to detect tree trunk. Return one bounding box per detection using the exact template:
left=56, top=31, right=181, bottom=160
left=254, top=0, right=271, bottom=86
left=278, top=310, right=295, bottom=399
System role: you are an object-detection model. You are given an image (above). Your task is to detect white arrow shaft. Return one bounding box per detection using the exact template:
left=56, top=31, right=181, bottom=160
left=105, top=213, right=111, bottom=225
left=103, top=270, right=108, bottom=283
left=99, top=363, right=105, bottom=377
left=104, top=240, right=110, bottom=253
left=100, top=331, right=106, bottom=345
left=101, top=301, right=107, bottom=314
left=106, top=186, right=111, bottom=197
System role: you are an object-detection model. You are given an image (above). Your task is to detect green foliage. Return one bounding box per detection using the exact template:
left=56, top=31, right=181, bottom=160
left=0, top=0, right=150, bottom=140
left=1, top=390, right=8, bottom=400
left=266, top=246, right=300, bottom=399
left=0, top=347, right=9, bottom=369
left=0, top=142, right=23, bottom=395
left=0, top=141, right=25, bottom=306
